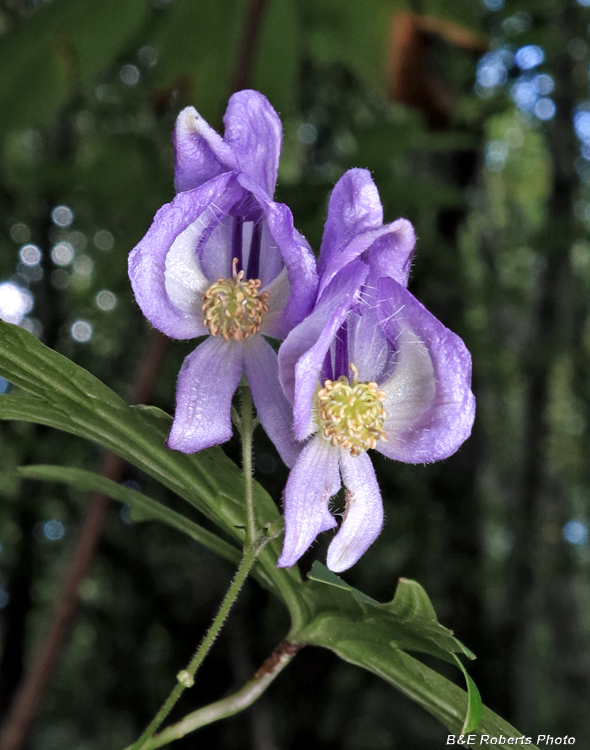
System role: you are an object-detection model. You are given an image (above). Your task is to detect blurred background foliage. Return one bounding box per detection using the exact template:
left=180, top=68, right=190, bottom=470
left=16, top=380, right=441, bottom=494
left=1, top=0, right=590, bottom=748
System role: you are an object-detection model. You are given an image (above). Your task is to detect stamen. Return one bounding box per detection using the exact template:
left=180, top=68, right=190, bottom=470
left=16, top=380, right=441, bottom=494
left=231, top=216, right=244, bottom=273
left=317, top=362, right=388, bottom=456
left=202, top=258, right=269, bottom=341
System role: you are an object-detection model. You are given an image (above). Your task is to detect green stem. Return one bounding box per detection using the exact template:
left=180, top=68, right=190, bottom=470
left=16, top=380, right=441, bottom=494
left=130, top=546, right=259, bottom=750
left=125, top=643, right=301, bottom=750
left=129, top=386, right=262, bottom=750
left=241, top=385, right=256, bottom=547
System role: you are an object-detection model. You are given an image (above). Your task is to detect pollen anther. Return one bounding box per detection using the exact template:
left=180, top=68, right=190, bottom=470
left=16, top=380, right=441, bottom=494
left=317, top=362, right=388, bottom=456
left=202, top=258, right=269, bottom=341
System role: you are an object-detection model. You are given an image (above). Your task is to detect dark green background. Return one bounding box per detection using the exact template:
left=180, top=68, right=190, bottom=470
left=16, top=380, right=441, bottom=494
left=1, top=0, right=589, bottom=747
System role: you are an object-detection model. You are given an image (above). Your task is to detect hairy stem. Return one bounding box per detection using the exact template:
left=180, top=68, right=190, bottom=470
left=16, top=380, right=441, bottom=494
left=241, top=385, right=256, bottom=547
left=129, top=386, right=264, bottom=750
left=126, top=643, right=301, bottom=750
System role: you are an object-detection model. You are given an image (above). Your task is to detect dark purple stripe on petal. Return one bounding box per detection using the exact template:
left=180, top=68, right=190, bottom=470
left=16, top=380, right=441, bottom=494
left=333, top=320, right=349, bottom=380
left=246, top=220, right=262, bottom=280
left=232, top=215, right=244, bottom=273
left=321, top=349, right=333, bottom=383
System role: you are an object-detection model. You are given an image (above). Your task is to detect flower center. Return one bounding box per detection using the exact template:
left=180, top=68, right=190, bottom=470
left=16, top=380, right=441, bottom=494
left=317, top=363, right=388, bottom=456
left=202, top=259, right=270, bottom=341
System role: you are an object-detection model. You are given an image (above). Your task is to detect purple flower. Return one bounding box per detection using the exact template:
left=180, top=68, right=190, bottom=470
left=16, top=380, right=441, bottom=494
left=128, top=91, right=317, bottom=467
left=277, top=169, right=475, bottom=572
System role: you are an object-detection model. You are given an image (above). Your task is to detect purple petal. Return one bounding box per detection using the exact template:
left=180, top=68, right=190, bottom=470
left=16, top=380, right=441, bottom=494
left=173, top=107, right=238, bottom=193
left=375, top=277, right=475, bottom=463
left=347, top=283, right=390, bottom=383
left=277, top=436, right=340, bottom=568
left=128, top=173, right=241, bottom=339
left=326, top=451, right=384, bottom=573
left=318, top=169, right=383, bottom=274
left=239, top=175, right=319, bottom=338
left=318, top=219, right=416, bottom=299
left=278, top=261, right=368, bottom=440
left=223, top=90, right=282, bottom=198
left=198, top=214, right=235, bottom=282
left=364, top=219, right=415, bottom=286
left=260, top=268, right=290, bottom=339
left=243, top=336, right=301, bottom=468
left=167, top=337, right=243, bottom=452
left=264, top=201, right=318, bottom=336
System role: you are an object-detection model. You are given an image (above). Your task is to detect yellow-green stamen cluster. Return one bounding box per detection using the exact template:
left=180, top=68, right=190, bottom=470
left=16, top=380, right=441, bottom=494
left=202, top=260, right=269, bottom=341
left=317, top=363, right=388, bottom=456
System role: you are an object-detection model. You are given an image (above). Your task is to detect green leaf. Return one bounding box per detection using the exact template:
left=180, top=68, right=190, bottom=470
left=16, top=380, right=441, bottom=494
left=308, top=560, right=378, bottom=605
left=17, top=464, right=241, bottom=566
left=0, top=320, right=302, bottom=608
left=300, top=564, right=484, bottom=734
left=0, top=321, right=534, bottom=743
left=302, top=563, right=469, bottom=664
left=295, top=567, right=530, bottom=743
left=383, top=577, right=476, bottom=659
left=453, top=654, right=483, bottom=734
left=331, top=641, right=532, bottom=743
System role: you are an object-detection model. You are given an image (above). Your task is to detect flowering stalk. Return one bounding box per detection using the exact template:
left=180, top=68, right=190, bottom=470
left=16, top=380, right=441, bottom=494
left=129, top=387, right=268, bottom=750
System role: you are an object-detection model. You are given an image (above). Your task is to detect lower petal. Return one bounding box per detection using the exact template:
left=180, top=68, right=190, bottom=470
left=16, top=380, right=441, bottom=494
left=326, top=451, right=384, bottom=573
left=277, top=437, right=340, bottom=569
left=167, top=337, right=243, bottom=453
left=243, top=336, right=301, bottom=468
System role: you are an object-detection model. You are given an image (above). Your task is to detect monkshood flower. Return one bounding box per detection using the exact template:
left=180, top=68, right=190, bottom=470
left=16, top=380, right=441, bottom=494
left=277, top=169, right=475, bottom=572
left=128, top=91, right=317, bottom=467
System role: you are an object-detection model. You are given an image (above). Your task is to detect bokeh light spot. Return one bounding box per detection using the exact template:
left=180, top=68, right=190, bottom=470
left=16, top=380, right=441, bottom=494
left=120, top=64, right=140, bottom=86
left=534, top=98, right=556, bottom=121
left=19, top=244, right=42, bottom=266
left=51, top=205, right=74, bottom=227
left=297, top=123, right=318, bottom=145
left=71, top=320, right=93, bottom=342
left=96, top=289, right=117, bottom=311
left=51, top=241, right=75, bottom=266
left=511, top=79, right=537, bottom=111
left=0, top=282, right=34, bottom=324
left=73, top=256, right=94, bottom=277
left=476, top=51, right=509, bottom=88
left=574, top=109, right=590, bottom=143
left=563, top=520, right=589, bottom=545
left=138, top=45, right=158, bottom=68
left=514, top=45, right=545, bottom=71
left=534, top=74, right=554, bottom=95
left=43, top=520, right=65, bottom=541
left=94, top=230, right=114, bottom=251
left=10, top=223, right=30, bottom=243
